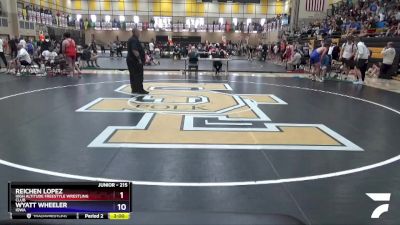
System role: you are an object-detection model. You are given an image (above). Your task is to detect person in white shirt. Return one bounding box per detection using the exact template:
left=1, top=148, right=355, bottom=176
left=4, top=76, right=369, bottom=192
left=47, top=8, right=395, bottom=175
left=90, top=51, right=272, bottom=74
left=15, top=43, right=32, bottom=75
left=19, top=38, right=26, bottom=49
left=380, top=42, right=396, bottom=79
left=273, top=44, right=279, bottom=62
left=327, top=44, right=335, bottom=69
left=339, top=36, right=357, bottom=77
left=148, top=41, right=154, bottom=54
left=396, top=11, right=400, bottom=21
left=16, top=44, right=31, bottom=64
left=42, top=48, right=58, bottom=63
left=353, top=37, right=370, bottom=84
left=328, top=45, right=335, bottom=57
left=287, top=49, right=302, bottom=71
left=0, top=38, right=7, bottom=70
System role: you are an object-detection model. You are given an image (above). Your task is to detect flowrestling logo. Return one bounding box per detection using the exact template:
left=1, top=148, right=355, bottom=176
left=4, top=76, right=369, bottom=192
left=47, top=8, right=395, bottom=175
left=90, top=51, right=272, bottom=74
left=366, top=193, right=391, bottom=219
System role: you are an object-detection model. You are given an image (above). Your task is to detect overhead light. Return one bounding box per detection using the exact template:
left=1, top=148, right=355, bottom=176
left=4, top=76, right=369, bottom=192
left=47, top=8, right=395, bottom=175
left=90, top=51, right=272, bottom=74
left=119, top=15, right=125, bottom=22
left=105, top=15, right=111, bottom=23
left=90, top=14, right=97, bottom=23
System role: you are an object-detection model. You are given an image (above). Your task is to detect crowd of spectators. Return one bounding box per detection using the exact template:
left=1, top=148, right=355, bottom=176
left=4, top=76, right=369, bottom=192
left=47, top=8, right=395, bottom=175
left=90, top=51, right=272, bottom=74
left=0, top=34, right=91, bottom=77
left=301, top=0, right=400, bottom=37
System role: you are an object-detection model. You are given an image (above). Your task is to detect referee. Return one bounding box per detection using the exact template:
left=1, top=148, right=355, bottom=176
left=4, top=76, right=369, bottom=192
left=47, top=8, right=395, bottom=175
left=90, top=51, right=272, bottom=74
left=126, top=28, right=148, bottom=94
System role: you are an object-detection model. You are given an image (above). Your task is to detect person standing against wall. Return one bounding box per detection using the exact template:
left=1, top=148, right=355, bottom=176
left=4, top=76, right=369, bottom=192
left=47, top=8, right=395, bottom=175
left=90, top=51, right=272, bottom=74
left=126, top=28, right=148, bottom=94
left=0, top=37, right=8, bottom=71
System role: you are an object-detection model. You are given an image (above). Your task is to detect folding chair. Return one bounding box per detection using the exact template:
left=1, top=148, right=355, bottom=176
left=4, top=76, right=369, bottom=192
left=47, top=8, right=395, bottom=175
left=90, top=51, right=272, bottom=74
left=187, top=57, right=199, bottom=78
left=330, top=60, right=343, bottom=80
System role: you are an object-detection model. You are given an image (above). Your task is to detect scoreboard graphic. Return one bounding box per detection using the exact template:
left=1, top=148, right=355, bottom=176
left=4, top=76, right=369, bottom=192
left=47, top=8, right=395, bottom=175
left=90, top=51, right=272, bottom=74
left=8, top=182, right=132, bottom=220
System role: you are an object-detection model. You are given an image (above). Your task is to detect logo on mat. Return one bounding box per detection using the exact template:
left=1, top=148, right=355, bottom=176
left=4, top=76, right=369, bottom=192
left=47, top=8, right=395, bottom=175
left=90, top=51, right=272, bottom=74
left=366, top=193, right=391, bottom=219
left=77, top=82, right=362, bottom=151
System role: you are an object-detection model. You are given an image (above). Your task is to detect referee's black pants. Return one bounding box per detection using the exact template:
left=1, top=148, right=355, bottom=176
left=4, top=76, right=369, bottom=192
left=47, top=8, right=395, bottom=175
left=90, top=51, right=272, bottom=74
left=127, top=58, right=144, bottom=92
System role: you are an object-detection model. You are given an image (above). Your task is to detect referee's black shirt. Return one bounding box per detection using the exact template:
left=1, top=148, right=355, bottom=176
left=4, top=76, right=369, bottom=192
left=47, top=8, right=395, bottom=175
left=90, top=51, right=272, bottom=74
left=127, top=36, right=145, bottom=63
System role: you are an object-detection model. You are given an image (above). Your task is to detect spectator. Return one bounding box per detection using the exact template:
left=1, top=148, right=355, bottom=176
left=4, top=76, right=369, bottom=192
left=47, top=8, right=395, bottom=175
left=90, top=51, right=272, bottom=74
left=358, top=26, right=369, bottom=37
left=245, top=44, right=251, bottom=61
left=380, top=42, right=396, bottom=79
left=313, top=0, right=400, bottom=37
left=26, top=40, right=34, bottom=55
left=302, top=43, right=310, bottom=57
left=19, top=38, right=26, bottom=49
left=339, top=36, right=357, bottom=78
left=0, top=37, right=8, bottom=71
left=32, top=46, right=42, bottom=66
left=81, top=45, right=92, bottom=67
left=82, top=44, right=100, bottom=67
left=15, top=43, right=32, bottom=76
left=188, top=46, right=199, bottom=58
left=100, top=44, right=105, bottom=54
left=273, top=44, right=279, bottom=62
left=386, top=23, right=400, bottom=36
left=41, top=36, right=51, bottom=52
left=110, top=41, right=116, bottom=57
left=262, top=43, right=268, bottom=61
left=212, top=48, right=224, bottom=75
left=287, top=49, right=302, bottom=71
left=116, top=41, right=123, bottom=57
left=90, top=40, right=98, bottom=54
left=149, top=39, right=155, bottom=54
left=144, top=50, right=159, bottom=66
left=353, top=37, right=369, bottom=84
left=61, top=32, right=77, bottom=77
left=54, top=42, right=61, bottom=55
left=283, top=42, right=294, bottom=69
left=154, top=47, right=161, bottom=59
left=331, top=43, right=340, bottom=61
left=42, top=47, right=58, bottom=63
left=144, top=51, right=151, bottom=66
left=366, top=63, right=380, bottom=78
left=173, top=45, right=181, bottom=60
left=9, top=37, right=18, bottom=58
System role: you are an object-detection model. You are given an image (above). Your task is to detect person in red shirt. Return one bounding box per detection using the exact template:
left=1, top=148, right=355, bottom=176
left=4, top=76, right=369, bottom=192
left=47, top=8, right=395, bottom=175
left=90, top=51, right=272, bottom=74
left=61, top=32, right=77, bottom=77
